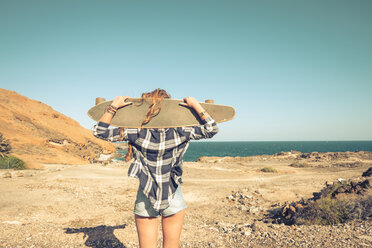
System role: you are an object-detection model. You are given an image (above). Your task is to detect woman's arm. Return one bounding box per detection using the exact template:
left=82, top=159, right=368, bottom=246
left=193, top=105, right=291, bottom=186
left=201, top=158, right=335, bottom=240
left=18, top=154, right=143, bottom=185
left=179, top=97, right=219, bottom=140
left=92, top=96, right=133, bottom=142
left=98, top=96, right=132, bottom=124
left=180, top=96, right=210, bottom=121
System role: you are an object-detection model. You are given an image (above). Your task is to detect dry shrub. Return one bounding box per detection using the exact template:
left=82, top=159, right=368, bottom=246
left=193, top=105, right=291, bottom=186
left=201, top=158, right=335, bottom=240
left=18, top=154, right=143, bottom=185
left=270, top=179, right=372, bottom=226
left=293, top=193, right=372, bottom=225
left=261, top=167, right=277, bottom=173
left=289, top=161, right=309, bottom=168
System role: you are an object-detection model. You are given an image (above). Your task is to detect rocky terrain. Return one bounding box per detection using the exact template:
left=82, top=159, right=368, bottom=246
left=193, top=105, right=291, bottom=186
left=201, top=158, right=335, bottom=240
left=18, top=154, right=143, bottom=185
left=1, top=151, right=371, bottom=247
left=0, top=88, right=115, bottom=167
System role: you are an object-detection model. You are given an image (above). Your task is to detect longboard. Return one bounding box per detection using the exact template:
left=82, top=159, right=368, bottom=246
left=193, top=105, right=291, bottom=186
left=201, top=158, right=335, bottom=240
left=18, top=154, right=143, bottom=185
left=87, top=98, right=235, bottom=128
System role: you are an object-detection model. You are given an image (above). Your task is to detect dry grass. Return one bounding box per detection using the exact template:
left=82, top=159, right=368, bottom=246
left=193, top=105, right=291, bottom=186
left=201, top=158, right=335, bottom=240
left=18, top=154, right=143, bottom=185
left=261, top=167, right=277, bottom=173
left=293, top=193, right=372, bottom=225
left=289, top=161, right=310, bottom=168
left=270, top=179, right=372, bottom=226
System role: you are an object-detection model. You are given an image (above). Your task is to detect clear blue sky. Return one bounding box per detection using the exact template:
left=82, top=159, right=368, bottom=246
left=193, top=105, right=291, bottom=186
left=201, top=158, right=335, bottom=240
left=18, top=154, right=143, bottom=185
left=1, top=0, right=371, bottom=141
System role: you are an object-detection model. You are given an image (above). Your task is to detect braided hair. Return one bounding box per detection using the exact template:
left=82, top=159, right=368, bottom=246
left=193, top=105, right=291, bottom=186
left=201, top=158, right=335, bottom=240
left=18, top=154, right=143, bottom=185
left=122, top=89, right=171, bottom=162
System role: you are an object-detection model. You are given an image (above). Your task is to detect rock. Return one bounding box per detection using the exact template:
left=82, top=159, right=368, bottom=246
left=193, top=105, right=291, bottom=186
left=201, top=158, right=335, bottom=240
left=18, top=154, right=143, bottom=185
left=24, top=171, right=34, bottom=177
left=362, top=167, right=372, bottom=177
left=245, top=194, right=253, bottom=199
left=289, top=206, right=296, bottom=213
left=218, top=222, right=236, bottom=233
left=282, top=204, right=289, bottom=216
left=249, top=207, right=260, bottom=214
left=285, top=213, right=292, bottom=220
left=2, top=220, right=22, bottom=225
left=207, top=242, right=216, bottom=247
left=2, top=172, right=11, bottom=178
left=14, top=171, right=24, bottom=177
left=295, top=203, right=304, bottom=210
left=360, top=179, right=370, bottom=189
left=237, top=205, right=247, bottom=211
left=312, top=192, right=321, bottom=199
left=98, top=154, right=112, bottom=162
left=251, top=221, right=268, bottom=233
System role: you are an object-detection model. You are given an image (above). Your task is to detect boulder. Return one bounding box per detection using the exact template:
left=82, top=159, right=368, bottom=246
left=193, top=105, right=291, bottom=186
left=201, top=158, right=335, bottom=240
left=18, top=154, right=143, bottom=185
left=2, top=172, right=11, bottom=178
left=362, top=167, right=372, bottom=177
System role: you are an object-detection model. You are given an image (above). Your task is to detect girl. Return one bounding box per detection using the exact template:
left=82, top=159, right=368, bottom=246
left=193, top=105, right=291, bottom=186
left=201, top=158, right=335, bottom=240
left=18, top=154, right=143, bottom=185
left=93, top=89, right=218, bottom=248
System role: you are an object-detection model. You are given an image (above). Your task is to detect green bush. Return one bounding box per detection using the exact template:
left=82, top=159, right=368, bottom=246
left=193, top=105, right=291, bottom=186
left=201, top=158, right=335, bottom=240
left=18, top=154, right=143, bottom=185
left=0, top=155, right=26, bottom=170
left=261, top=167, right=277, bottom=173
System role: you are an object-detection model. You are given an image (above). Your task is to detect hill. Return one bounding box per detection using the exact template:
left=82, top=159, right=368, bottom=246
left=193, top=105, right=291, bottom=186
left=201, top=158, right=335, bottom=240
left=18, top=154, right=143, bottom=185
left=0, top=88, right=115, bottom=167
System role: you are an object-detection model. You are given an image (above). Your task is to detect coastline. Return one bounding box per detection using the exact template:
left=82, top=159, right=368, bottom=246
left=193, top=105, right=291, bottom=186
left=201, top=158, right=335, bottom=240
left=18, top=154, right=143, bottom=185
left=183, top=140, right=372, bottom=161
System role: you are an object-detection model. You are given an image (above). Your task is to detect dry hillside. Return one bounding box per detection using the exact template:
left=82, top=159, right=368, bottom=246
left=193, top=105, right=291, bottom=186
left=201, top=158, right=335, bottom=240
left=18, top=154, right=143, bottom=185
left=0, top=88, right=115, bottom=167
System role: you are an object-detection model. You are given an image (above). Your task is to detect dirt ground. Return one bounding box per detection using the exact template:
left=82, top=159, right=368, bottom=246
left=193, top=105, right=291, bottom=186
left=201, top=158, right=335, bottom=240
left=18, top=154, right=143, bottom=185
left=0, top=156, right=371, bottom=248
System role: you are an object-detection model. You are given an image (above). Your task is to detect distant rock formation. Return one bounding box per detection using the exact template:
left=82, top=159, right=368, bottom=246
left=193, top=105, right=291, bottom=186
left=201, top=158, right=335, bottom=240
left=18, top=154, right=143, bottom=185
left=0, top=88, right=115, bottom=167
left=196, top=151, right=372, bottom=163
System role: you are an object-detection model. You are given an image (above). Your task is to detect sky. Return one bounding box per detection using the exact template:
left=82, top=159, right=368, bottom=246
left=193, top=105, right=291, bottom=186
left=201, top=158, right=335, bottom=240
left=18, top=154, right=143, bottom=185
left=1, top=0, right=371, bottom=141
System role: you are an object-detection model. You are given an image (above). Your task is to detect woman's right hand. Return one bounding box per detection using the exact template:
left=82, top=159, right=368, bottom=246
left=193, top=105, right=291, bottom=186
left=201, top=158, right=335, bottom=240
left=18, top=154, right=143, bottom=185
left=180, top=96, right=201, bottom=109
left=111, top=96, right=132, bottom=108
left=180, top=97, right=209, bottom=120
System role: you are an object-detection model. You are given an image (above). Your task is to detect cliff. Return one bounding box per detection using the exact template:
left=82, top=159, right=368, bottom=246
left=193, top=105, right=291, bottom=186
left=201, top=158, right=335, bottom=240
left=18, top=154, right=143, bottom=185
left=0, top=88, right=115, bottom=167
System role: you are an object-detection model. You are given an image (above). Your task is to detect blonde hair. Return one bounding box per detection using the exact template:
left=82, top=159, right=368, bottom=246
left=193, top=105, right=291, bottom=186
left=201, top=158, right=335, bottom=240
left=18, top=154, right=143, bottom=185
left=123, top=89, right=171, bottom=162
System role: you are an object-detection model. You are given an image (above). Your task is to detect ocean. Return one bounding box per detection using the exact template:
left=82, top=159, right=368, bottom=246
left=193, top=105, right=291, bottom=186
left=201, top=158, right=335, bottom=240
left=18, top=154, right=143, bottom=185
left=117, top=141, right=372, bottom=162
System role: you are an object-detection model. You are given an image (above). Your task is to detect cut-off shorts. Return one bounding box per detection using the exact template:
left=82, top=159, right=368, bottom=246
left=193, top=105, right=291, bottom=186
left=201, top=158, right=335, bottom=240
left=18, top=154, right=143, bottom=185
left=134, top=186, right=187, bottom=217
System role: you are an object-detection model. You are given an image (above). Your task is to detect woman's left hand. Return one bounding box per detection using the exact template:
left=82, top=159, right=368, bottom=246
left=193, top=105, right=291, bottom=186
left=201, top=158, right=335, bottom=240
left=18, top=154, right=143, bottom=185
left=111, top=96, right=132, bottom=108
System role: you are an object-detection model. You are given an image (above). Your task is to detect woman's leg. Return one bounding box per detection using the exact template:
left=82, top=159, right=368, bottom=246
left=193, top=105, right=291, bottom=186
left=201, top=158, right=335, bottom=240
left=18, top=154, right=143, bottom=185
left=135, top=214, right=159, bottom=248
left=161, top=209, right=185, bottom=248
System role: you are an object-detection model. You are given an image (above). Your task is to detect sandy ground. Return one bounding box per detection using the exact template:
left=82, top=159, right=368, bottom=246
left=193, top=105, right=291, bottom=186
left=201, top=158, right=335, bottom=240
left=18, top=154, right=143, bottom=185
left=0, top=158, right=371, bottom=248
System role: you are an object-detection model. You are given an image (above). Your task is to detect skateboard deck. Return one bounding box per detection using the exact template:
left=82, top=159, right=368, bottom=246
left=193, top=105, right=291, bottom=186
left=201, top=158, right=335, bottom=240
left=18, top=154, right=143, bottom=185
left=87, top=98, right=235, bottom=128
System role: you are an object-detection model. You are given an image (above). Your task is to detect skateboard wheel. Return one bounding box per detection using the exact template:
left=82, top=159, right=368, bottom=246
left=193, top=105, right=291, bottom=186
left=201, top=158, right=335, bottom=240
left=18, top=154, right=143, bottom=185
left=205, top=99, right=214, bottom=104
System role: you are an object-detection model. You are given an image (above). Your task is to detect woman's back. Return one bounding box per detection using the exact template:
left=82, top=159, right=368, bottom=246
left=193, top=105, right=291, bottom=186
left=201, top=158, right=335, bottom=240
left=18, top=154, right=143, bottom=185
left=92, top=90, right=219, bottom=247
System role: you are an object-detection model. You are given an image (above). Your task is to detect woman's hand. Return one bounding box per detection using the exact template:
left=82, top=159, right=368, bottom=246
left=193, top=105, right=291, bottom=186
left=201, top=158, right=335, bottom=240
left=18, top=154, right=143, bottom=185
left=180, top=96, right=201, bottom=109
left=180, top=96, right=210, bottom=120
left=98, top=96, right=132, bottom=124
left=111, top=96, right=132, bottom=108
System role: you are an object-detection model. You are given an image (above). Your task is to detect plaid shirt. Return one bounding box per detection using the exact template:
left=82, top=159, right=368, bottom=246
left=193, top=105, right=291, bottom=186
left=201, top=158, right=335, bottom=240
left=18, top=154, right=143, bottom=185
left=92, top=116, right=218, bottom=212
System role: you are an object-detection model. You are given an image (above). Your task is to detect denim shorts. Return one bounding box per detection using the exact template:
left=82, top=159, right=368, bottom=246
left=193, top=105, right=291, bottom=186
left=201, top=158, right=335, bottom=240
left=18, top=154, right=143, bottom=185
left=134, top=186, right=187, bottom=217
